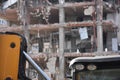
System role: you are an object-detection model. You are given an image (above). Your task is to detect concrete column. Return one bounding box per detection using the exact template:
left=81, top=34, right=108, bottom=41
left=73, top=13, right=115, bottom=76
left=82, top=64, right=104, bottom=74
left=96, top=0, right=103, bottom=52
left=116, top=13, right=120, bottom=44
left=58, top=0, right=65, bottom=80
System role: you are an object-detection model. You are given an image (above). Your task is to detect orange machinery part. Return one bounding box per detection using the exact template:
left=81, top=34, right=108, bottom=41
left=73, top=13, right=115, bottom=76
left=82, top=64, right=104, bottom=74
left=0, top=34, right=21, bottom=80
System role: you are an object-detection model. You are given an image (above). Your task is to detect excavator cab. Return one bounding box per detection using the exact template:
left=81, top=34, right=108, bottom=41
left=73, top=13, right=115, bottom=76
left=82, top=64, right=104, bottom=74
left=69, top=55, right=120, bottom=80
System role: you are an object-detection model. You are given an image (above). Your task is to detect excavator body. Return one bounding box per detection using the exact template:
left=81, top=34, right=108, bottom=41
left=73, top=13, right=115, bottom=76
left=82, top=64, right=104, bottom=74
left=0, top=34, right=21, bottom=80
left=0, top=32, right=50, bottom=80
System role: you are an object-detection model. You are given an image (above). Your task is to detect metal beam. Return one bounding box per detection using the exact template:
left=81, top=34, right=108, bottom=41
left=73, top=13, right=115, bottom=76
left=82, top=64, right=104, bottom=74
left=23, top=51, right=51, bottom=80
left=0, top=21, right=113, bottom=32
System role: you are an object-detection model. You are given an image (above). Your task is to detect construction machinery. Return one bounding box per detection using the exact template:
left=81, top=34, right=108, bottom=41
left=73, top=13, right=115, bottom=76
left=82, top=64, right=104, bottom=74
left=69, top=55, right=120, bottom=80
left=0, top=32, right=51, bottom=80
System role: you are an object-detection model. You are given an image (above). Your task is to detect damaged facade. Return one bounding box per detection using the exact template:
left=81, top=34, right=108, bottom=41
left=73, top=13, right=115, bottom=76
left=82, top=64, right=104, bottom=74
left=0, top=0, right=120, bottom=80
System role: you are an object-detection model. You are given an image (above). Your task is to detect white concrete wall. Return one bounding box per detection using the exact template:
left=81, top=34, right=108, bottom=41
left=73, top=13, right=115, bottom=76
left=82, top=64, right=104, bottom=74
left=65, top=41, right=71, bottom=49
left=32, top=43, right=39, bottom=53
left=107, top=13, right=116, bottom=23
left=107, top=12, right=120, bottom=50
left=0, top=18, right=9, bottom=26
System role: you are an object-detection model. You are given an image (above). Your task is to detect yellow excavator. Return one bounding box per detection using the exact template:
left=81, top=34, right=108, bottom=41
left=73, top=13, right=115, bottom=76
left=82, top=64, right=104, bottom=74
left=1, top=32, right=120, bottom=80
left=69, top=55, right=120, bottom=80
left=0, top=32, right=50, bottom=80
